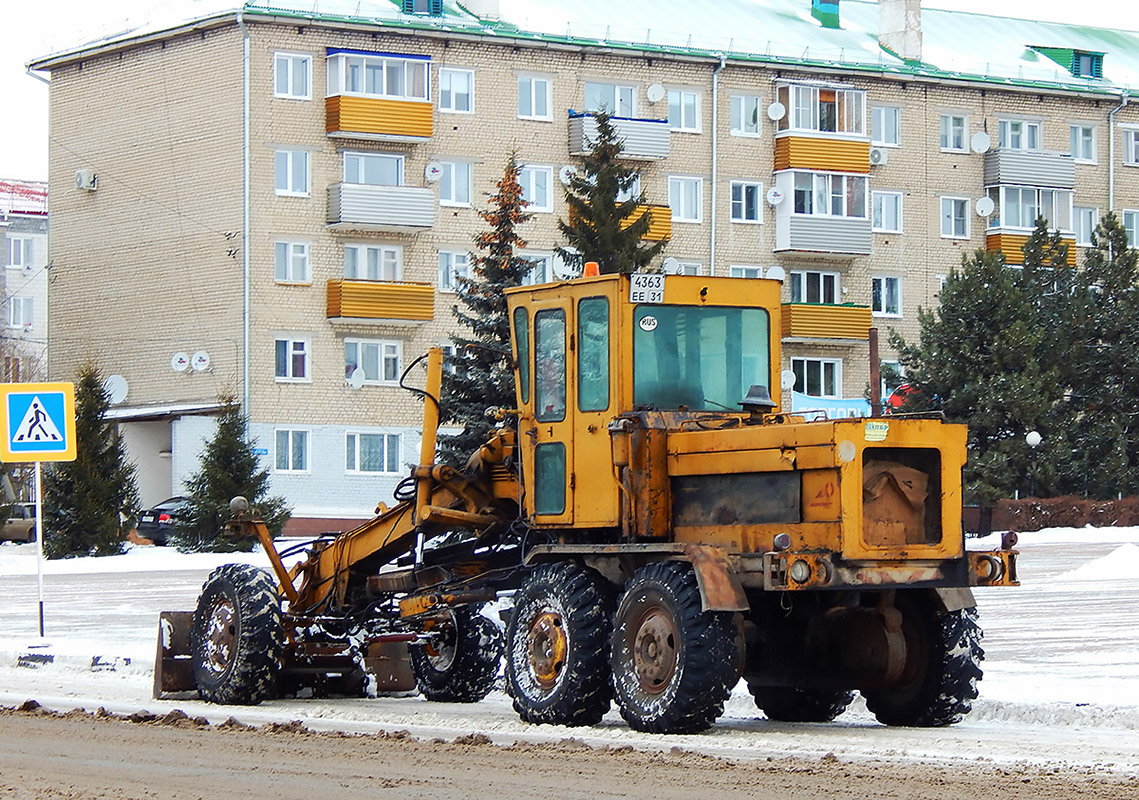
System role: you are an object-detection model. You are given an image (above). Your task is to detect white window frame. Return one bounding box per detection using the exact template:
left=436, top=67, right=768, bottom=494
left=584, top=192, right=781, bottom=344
left=668, top=176, right=703, bottom=223
left=6, top=237, right=33, bottom=269
left=274, top=149, right=310, bottom=197
left=438, top=160, right=473, bottom=207
left=939, top=114, right=968, bottom=152
left=1125, top=129, right=1139, bottom=166
left=730, top=180, right=763, bottom=224
left=520, top=251, right=557, bottom=286
left=998, top=118, right=1042, bottom=151
left=584, top=81, right=635, bottom=117
left=667, top=88, right=701, bottom=133
left=941, top=196, right=970, bottom=239
left=274, top=52, right=312, bottom=100
left=345, top=431, right=403, bottom=475
left=438, top=249, right=471, bottom=292
left=791, top=171, right=868, bottom=219
left=789, top=270, right=840, bottom=304
left=880, top=360, right=905, bottom=400
left=872, top=190, right=903, bottom=233
left=6, top=296, right=33, bottom=328
left=439, top=67, right=473, bottom=113
left=729, top=94, right=761, bottom=137
left=519, top=165, right=554, bottom=213
left=517, top=74, right=552, bottom=121
left=274, top=335, right=311, bottom=382
left=664, top=260, right=702, bottom=276
left=274, top=428, right=310, bottom=473
left=1074, top=206, right=1098, bottom=247
left=326, top=52, right=430, bottom=101
left=343, top=151, right=403, bottom=186
left=729, top=265, right=763, bottom=279
left=990, top=186, right=1073, bottom=232
left=870, top=105, right=900, bottom=147
left=791, top=357, right=842, bottom=399
left=1069, top=124, right=1096, bottom=164
left=872, top=275, right=902, bottom=318
left=274, top=240, right=311, bottom=284
left=344, top=243, right=403, bottom=281
left=775, top=83, right=865, bottom=135
left=345, top=338, right=402, bottom=385
left=1124, top=209, right=1139, bottom=247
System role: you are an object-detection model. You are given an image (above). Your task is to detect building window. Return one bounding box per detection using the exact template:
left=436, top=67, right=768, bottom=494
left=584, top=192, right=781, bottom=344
left=880, top=360, right=905, bottom=399
left=274, top=337, right=310, bottom=381
left=402, top=0, right=442, bottom=14
left=1074, top=206, right=1097, bottom=246
left=344, top=152, right=402, bottom=186
left=668, top=89, right=700, bottom=132
left=791, top=171, right=867, bottom=218
left=730, top=180, right=762, bottom=223
left=6, top=237, right=33, bottom=269
left=998, top=119, right=1042, bottom=151
left=940, top=197, right=969, bottom=239
left=729, top=265, right=763, bottom=279
left=275, top=429, right=308, bottom=472
left=1070, top=125, right=1096, bottom=163
left=939, top=114, right=967, bottom=152
left=519, top=165, right=553, bottom=212
left=438, top=161, right=472, bottom=206
left=274, top=241, right=310, bottom=283
left=872, top=191, right=903, bottom=233
left=872, top=276, right=902, bottom=317
left=344, top=244, right=402, bottom=281
left=6, top=297, right=33, bottom=328
left=438, top=250, right=471, bottom=292
left=584, top=81, right=634, bottom=117
left=439, top=68, right=473, bottom=113
left=1125, top=130, right=1139, bottom=166
left=663, top=260, right=701, bottom=276
left=326, top=52, right=429, bottom=101
left=274, top=149, right=309, bottom=196
left=989, top=186, right=1072, bottom=231
left=346, top=432, right=402, bottom=474
left=518, top=75, right=551, bottom=120
left=730, top=95, right=761, bottom=137
left=792, top=357, right=841, bottom=398
left=521, top=252, right=557, bottom=286
left=668, top=176, right=703, bottom=223
left=1124, top=210, right=1139, bottom=247
left=1074, top=51, right=1102, bottom=78
left=789, top=270, right=839, bottom=304
left=274, top=53, right=311, bottom=100
left=871, top=106, right=900, bottom=146
left=3, top=356, right=22, bottom=382
left=615, top=175, right=642, bottom=204
left=345, top=338, right=401, bottom=384
left=775, top=83, right=864, bottom=135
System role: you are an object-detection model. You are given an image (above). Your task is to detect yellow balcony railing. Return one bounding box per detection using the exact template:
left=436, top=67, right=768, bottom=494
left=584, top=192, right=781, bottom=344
left=621, top=204, right=671, bottom=241
left=986, top=232, right=1078, bottom=267
left=781, top=303, right=872, bottom=340
left=774, top=135, right=870, bottom=173
left=326, top=95, right=433, bottom=141
left=327, top=279, right=435, bottom=322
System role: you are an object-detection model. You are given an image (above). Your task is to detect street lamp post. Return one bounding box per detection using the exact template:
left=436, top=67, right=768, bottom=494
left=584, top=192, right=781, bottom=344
left=1026, top=430, right=1043, bottom=497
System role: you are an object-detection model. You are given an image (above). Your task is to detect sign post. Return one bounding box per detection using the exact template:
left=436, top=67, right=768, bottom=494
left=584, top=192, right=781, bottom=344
left=0, top=382, right=78, bottom=637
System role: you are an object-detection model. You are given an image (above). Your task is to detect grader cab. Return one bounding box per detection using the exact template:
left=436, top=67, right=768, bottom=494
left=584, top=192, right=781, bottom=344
left=160, top=271, right=1017, bottom=734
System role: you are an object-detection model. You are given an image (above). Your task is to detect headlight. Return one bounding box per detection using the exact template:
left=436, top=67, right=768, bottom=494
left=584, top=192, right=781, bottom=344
left=789, top=558, right=812, bottom=584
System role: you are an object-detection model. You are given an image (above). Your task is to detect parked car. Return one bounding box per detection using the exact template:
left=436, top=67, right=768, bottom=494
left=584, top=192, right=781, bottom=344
left=136, top=496, right=187, bottom=545
left=1, top=502, right=37, bottom=543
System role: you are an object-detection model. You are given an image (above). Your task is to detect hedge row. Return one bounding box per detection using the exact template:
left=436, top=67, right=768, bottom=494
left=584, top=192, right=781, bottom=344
left=996, top=496, right=1139, bottom=532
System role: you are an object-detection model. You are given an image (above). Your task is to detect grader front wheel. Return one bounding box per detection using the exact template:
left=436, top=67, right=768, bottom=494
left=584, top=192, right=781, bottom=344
left=409, top=607, right=502, bottom=703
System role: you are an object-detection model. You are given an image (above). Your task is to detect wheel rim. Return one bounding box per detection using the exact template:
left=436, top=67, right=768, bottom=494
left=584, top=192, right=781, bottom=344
left=525, top=610, right=567, bottom=689
left=425, top=613, right=459, bottom=673
left=203, top=596, right=237, bottom=676
left=629, top=604, right=679, bottom=694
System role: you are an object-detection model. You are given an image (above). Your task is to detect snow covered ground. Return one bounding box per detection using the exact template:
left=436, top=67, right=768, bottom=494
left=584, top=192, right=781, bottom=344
left=1, top=528, right=1137, bottom=771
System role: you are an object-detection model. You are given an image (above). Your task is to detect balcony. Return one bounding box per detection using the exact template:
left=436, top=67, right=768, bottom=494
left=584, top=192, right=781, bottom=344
left=327, top=183, right=435, bottom=232
left=781, top=303, right=872, bottom=341
left=983, top=149, right=1074, bottom=189
left=774, top=215, right=872, bottom=256
left=622, top=205, right=671, bottom=241
left=325, top=95, right=433, bottom=142
left=986, top=232, right=1078, bottom=267
left=774, top=134, right=870, bottom=173
left=327, top=279, right=435, bottom=324
left=568, top=113, right=670, bottom=160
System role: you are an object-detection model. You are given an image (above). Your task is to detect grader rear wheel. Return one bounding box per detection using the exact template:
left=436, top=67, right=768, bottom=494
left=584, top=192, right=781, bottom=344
left=409, top=607, right=502, bottom=703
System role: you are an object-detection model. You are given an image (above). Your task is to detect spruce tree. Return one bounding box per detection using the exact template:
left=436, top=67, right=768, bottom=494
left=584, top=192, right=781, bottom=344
left=43, top=361, right=139, bottom=558
left=170, top=395, right=290, bottom=552
left=438, top=154, right=534, bottom=466
left=556, top=110, right=667, bottom=274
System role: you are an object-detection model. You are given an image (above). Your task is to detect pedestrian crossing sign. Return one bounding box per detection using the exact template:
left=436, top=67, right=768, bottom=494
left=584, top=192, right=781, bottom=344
left=0, top=382, right=77, bottom=463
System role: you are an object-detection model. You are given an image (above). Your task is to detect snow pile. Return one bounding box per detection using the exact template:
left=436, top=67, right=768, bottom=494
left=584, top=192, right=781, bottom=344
left=1056, top=543, right=1139, bottom=582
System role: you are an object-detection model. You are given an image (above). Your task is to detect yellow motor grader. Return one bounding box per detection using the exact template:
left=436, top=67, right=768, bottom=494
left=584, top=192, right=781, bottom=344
left=157, top=271, right=1017, bottom=733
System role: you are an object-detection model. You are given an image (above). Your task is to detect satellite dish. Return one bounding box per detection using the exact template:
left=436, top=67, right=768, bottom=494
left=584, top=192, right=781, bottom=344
left=765, top=266, right=787, bottom=283
left=767, top=101, right=786, bottom=121
left=976, top=196, right=995, bottom=217
left=766, top=187, right=785, bottom=206
left=661, top=257, right=680, bottom=274
left=781, top=369, right=797, bottom=391
left=191, top=350, right=211, bottom=372
left=103, top=375, right=128, bottom=405
left=424, top=161, right=445, bottom=183
left=170, top=352, right=190, bottom=373
left=970, top=131, right=991, bottom=154
left=558, top=165, right=577, bottom=186
left=346, top=367, right=365, bottom=390
left=646, top=83, right=666, bottom=103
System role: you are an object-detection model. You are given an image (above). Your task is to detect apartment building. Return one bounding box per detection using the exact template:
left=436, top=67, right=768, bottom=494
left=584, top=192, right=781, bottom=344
left=29, top=0, right=1139, bottom=530
left=0, top=179, right=48, bottom=384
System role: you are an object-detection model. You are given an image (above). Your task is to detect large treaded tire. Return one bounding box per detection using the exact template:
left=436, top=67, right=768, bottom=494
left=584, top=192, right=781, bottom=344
left=410, top=606, right=502, bottom=703
left=505, top=562, right=615, bottom=726
left=863, top=594, right=984, bottom=727
left=610, top=561, right=738, bottom=734
left=749, top=685, right=855, bottom=723
left=191, top=564, right=284, bottom=705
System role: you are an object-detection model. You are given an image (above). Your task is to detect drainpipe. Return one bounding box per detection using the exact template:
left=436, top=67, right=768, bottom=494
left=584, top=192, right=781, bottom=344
left=1109, top=91, right=1130, bottom=212
left=709, top=53, right=726, bottom=276
left=237, top=13, right=251, bottom=415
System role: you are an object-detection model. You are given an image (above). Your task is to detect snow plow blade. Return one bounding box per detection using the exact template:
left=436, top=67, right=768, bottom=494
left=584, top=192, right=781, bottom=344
left=153, top=611, right=195, bottom=698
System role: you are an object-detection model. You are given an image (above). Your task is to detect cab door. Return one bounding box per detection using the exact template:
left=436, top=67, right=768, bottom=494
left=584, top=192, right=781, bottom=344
left=573, top=294, right=619, bottom=526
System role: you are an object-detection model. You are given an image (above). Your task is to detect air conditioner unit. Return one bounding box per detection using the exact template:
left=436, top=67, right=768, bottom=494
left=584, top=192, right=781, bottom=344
left=75, top=169, right=97, bottom=191
left=869, top=147, right=888, bottom=166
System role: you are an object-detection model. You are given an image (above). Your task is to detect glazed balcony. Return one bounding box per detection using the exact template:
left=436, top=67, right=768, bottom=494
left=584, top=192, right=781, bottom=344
left=327, top=183, right=435, bottom=232
left=568, top=112, right=670, bottom=160
left=326, top=279, right=435, bottom=323
left=781, top=303, right=872, bottom=341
